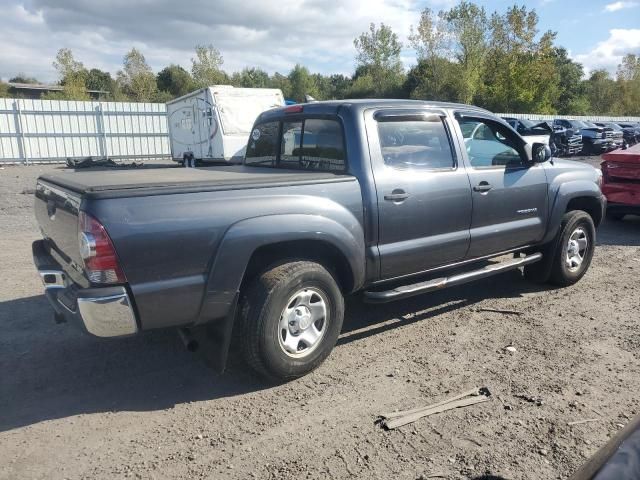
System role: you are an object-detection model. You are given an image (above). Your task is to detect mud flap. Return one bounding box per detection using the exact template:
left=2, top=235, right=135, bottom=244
left=193, top=293, right=238, bottom=374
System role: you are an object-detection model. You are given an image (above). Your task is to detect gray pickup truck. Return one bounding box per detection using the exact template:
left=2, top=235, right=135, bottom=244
left=33, top=100, right=605, bottom=381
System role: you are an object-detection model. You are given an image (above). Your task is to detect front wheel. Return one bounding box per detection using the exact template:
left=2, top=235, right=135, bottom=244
left=549, top=211, right=596, bottom=286
left=239, top=261, right=344, bottom=381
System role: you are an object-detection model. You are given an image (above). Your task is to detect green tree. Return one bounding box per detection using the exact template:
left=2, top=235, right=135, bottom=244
left=0, top=82, right=9, bottom=97
left=353, top=23, right=404, bottom=96
left=231, top=67, right=270, bottom=88
left=43, top=48, right=89, bottom=101
left=482, top=6, right=559, bottom=113
left=86, top=68, right=115, bottom=95
left=584, top=70, right=618, bottom=115
left=552, top=48, right=587, bottom=114
left=409, top=3, right=489, bottom=104
left=616, top=53, right=640, bottom=115
left=408, top=8, right=450, bottom=100
left=191, top=44, right=226, bottom=87
left=156, top=64, right=194, bottom=97
left=9, top=74, right=39, bottom=84
left=443, top=2, right=489, bottom=104
left=269, top=72, right=292, bottom=99
left=287, top=64, right=318, bottom=102
left=118, top=48, right=158, bottom=102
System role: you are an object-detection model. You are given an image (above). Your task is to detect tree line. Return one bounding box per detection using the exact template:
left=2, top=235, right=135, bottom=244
left=1, top=2, right=639, bottom=115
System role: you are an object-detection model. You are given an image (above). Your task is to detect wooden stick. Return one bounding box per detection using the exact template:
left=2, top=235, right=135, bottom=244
left=381, top=388, right=481, bottom=420
left=568, top=418, right=600, bottom=426
left=384, top=396, right=490, bottom=429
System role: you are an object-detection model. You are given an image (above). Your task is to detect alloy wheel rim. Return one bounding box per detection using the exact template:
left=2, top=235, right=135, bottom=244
left=278, top=287, right=329, bottom=358
left=565, top=227, right=588, bottom=272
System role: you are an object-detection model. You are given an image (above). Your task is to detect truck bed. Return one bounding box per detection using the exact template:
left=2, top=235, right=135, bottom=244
left=39, top=166, right=355, bottom=199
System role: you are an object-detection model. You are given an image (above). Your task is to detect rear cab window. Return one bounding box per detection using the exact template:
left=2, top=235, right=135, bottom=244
left=245, top=117, right=347, bottom=172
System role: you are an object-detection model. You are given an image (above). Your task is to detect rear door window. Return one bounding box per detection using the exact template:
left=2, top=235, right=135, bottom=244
left=377, top=117, right=455, bottom=170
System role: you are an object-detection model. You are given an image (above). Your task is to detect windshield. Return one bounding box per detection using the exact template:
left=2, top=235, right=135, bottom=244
left=569, top=120, right=589, bottom=129
left=518, top=119, right=536, bottom=128
left=583, top=121, right=599, bottom=128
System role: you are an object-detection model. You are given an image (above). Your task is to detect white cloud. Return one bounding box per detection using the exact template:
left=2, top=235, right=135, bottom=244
left=574, top=29, right=640, bottom=75
left=0, top=0, right=433, bottom=83
left=604, top=1, right=639, bottom=12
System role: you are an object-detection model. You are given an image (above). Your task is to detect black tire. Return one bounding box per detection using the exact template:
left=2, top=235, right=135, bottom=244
left=548, top=211, right=595, bottom=286
left=524, top=211, right=595, bottom=285
left=239, top=261, right=344, bottom=381
left=606, top=210, right=625, bottom=221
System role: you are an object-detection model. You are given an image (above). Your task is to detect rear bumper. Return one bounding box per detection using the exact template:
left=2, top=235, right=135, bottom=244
left=33, top=240, right=139, bottom=337
left=602, top=183, right=640, bottom=208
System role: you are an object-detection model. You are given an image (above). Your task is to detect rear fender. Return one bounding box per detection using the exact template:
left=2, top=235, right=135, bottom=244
left=196, top=213, right=365, bottom=326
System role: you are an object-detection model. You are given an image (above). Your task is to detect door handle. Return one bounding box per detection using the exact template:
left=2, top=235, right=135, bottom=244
left=384, top=190, right=410, bottom=202
left=473, top=181, right=492, bottom=193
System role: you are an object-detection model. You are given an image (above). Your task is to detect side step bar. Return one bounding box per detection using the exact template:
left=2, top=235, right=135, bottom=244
left=363, top=252, right=543, bottom=304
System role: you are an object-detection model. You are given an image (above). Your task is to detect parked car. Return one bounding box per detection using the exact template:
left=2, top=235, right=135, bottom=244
left=601, top=143, right=640, bottom=221
left=585, top=121, right=623, bottom=150
left=595, top=121, right=634, bottom=147
left=502, top=117, right=551, bottom=146
left=542, top=121, right=583, bottom=156
left=33, top=100, right=605, bottom=381
left=167, top=85, right=285, bottom=166
left=554, top=119, right=612, bottom=155
left=616, top=122, right=640, bottom=145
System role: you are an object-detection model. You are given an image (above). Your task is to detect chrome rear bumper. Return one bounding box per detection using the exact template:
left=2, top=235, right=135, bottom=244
left=34, top=241, right=139, bottom=337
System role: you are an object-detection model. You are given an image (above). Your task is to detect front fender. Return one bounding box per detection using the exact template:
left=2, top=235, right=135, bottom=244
left=196, top=213, right=365, bottom=325
left=542, top=179, right=604, bottom=244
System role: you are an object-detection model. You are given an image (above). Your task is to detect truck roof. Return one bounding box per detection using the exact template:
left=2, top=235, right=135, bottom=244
left=257, top=99, right=493, bottom=122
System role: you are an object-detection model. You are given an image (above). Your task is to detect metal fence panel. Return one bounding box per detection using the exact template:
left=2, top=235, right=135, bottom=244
left=498, top=113, right=640, bottom=122
left=0, top=98, right=170, bottom=164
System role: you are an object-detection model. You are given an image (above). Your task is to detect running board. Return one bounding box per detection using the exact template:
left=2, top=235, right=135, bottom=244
left=363, top=252, right=543, bottom=303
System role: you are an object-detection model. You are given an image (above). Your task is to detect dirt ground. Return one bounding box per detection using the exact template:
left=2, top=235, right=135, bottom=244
left=1, top=158, right=638, bottom=480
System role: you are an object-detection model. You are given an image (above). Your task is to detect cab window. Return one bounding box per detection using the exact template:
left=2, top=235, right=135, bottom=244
left=457, top=117, right=526, bottom=168
left=377, top=117, right=455, bottom=170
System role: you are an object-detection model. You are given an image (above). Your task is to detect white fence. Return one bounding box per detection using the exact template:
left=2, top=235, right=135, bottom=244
left=498, top=113, right=640, bottom=122
left=0, top=98, right=170, bottom=164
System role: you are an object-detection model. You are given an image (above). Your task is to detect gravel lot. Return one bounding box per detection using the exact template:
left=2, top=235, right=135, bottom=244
left=1, top=158, right=639, bottom=480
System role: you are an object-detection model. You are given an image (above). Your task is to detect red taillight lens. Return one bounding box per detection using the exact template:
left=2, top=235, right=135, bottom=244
left=78, top=211, right=126, bottom=284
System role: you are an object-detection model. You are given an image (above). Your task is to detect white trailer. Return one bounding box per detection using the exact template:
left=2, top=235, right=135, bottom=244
left=167, top=86, right=284, bottom=164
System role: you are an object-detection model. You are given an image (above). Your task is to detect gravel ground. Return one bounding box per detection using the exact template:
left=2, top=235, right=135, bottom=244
left=0, top=158, right=639, bottom=480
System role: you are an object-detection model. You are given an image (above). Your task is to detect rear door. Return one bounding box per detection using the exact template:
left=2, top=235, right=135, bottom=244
left=453, top=113, right=549, bottom=258
left=365, top=108, right=473, bottom=280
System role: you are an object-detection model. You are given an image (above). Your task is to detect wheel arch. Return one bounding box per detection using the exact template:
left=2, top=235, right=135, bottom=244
left=195, top=214, right=365, bottom=326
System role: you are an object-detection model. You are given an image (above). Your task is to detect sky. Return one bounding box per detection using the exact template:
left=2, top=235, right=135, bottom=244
left=1, top=0, right=639, bottom=84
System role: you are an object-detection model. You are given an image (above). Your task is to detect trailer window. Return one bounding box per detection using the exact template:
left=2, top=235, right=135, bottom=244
left=245, top=121, right=279, bottom=166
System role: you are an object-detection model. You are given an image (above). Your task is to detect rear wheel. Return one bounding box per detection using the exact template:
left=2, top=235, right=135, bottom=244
left=239, top=261, right=344, bottom=381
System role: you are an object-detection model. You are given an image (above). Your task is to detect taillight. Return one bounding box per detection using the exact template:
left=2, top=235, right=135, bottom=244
left=78, top=211, right=126, bottom=284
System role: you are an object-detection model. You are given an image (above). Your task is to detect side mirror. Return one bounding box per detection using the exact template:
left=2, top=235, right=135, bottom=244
left=532, top=143, right=552, bottom=163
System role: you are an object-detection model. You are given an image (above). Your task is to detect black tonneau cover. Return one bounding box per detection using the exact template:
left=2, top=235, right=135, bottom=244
left=39, top=166, right=355, bottom=199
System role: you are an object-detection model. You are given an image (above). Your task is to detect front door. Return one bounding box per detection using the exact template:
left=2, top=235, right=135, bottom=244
left=366, top=109, right=473, bottom=280
left=454, top=114, right=549, bottom=259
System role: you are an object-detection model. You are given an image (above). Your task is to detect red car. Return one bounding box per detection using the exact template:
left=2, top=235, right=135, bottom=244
left=601, top=143, right=640, bottom=220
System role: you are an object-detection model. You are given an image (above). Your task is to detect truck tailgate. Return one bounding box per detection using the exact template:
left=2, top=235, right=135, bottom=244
left=34, top=180, right=86, bottom=285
